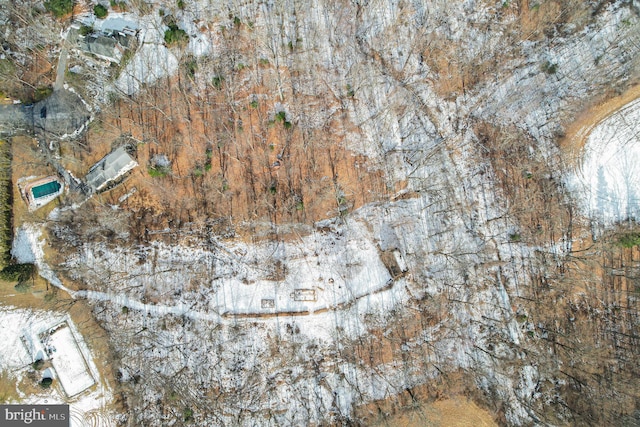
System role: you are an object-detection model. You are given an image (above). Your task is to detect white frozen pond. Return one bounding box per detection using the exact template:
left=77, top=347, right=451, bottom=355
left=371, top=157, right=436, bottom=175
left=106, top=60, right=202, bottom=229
left=571, top=97, right=640, bottom=223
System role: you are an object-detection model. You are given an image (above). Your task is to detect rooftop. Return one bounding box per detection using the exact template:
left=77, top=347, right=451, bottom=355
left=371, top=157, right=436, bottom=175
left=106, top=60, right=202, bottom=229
left=85, top=146, right=137, bottom=192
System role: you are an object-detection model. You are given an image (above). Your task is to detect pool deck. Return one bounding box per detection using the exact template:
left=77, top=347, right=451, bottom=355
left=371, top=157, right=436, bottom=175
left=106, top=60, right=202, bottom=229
left=19, top=176, right=65, bottom=211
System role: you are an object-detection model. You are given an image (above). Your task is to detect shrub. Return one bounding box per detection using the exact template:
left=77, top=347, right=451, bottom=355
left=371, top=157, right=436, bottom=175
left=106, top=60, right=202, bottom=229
left=541, top=61, right=558, bottom=74
left=346, top=84, right=355, bottom=97
left=617, top=232, right=640, bottom=248
left=79, top=25, right=94, bottom=36
left=33, top=86, right=53, bottom=103
left=183, top=407, right=193, bottom=422
left=93, top=4, right=108, bottom=18
left=164, top=24, right=188, bottom=46
left=0, top=264, right=35, bottom=282
left=44, top=0, right=74, bottom=18
left=185, top=59, right=197, bottom=77
left=212, top=75, right=224, bottom=89
left=275, top=111, right=286, bottom=122
left=148, top=166, right=170, bottom=177
left=40, top=377, right=53, bottom=388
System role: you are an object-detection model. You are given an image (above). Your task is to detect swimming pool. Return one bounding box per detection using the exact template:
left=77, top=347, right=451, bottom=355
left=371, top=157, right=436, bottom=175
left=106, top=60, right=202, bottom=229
left=31, top=180, right=61, bottom=199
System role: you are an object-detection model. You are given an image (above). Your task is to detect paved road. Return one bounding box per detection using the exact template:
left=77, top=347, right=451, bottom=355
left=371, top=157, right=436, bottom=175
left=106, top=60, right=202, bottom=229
left=54, top=45, right=69, bottom=91
left=0, top=103, right=29, bottom=133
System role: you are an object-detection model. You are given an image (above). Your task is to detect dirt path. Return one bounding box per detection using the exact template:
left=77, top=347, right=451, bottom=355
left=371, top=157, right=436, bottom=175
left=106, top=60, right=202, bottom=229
left=561, top=83, right=640, bottom=165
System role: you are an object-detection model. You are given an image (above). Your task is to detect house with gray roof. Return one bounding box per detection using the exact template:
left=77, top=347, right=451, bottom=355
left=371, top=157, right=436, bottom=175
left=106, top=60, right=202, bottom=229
left=80, top=34, right=122, bottom=63
left=85, top=146, right=137, bottom=192
left=72, top=17, right=138, bottom=64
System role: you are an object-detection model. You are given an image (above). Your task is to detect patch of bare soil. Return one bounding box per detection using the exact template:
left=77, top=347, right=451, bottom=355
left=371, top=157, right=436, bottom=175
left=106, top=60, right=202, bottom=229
left=84, top=67, right=389, bottom=240
left=11, top=136, right=60, bottom=223
left=370, top=398, right=498, bottom=427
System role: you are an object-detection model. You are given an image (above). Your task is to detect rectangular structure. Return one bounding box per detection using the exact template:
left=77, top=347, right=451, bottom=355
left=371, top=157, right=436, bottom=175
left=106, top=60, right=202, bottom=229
left=291, top=289, right=317, bottom=302
left=20, top=176, right=64, bottom=210
left=46, top=323, right=95, bottom=397
left=85, top=146, right=138, bottom=192
left=31, top=180, right=62, bottom=199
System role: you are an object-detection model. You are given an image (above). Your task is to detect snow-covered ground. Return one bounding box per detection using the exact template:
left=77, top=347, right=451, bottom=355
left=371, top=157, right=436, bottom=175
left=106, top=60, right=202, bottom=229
left=570, top=98, right=640, bottom=223
left=114, top=14, right=179, bottom=95
left=0, top=306, right=115, bottom=427
left=3, top=0, right=635, bottom=424
left=46, top=323, right=96, bottom=397
left=11, top=224, right=73, bottom=294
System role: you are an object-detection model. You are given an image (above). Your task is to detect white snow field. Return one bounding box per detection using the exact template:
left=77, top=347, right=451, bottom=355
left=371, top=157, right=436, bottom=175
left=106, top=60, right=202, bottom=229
left=571, top=98, right=640, bottom=223
left=115, top=14, right=179, bottom=95
left=0, top=306, right=116, bottom=427
left=46, top=323, right=96, bottom=397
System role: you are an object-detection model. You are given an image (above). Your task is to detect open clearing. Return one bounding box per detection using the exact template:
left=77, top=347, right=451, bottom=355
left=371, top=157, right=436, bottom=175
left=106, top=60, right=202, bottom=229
left=561, top=83, right=640, bottom=165
left=371, top=398, right=497, bottom=427
left=568, top=95, right=640, bottom=222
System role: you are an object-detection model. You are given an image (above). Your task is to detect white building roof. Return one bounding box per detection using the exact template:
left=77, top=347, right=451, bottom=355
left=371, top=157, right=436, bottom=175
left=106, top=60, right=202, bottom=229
left=86, top=146, right=137, bottom=191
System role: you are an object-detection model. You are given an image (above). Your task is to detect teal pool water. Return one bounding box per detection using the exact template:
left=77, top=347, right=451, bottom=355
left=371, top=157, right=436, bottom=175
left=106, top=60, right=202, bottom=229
left=31, top=180, right=61, bottom=199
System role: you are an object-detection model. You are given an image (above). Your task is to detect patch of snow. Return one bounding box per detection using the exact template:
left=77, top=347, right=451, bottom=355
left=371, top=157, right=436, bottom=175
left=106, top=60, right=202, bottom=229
left=115, top=43, right=179, bottom=95
left=0, top=309, right=34, bottom=369
left=11, top=224, right=73, bottom=294
left=46, top=322, right=96, bottom=397
left=0, top=306, right=116, bottom=427
left=114, top=15, right=179, bottom=95
left=570, top=98, right=640, bottom=223
left=177, top=17, right=213, bottom=57
left=11, top=227, right=37, bottom=264
left=188, top=33, right=211, bottom=56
